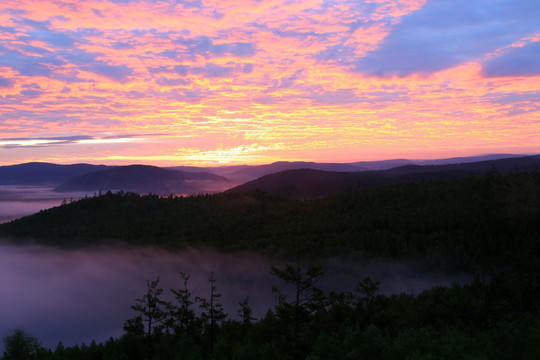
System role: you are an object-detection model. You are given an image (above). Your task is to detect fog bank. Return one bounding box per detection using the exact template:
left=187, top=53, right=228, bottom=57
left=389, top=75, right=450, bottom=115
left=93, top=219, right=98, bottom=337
left=0, top=186, right=89, bottom=223
left=0, top=243, right=468, bottom=350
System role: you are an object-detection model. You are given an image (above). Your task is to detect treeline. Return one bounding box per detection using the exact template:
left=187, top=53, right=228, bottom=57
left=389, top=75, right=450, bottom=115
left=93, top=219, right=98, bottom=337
left=2, top=171, right=540, bottom=263
left=4, top=262, right=540, bottom=360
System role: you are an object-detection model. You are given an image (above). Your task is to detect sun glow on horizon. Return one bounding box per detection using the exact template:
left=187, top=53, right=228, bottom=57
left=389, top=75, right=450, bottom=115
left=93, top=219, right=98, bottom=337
left=0, top=0, right=539, bottom=166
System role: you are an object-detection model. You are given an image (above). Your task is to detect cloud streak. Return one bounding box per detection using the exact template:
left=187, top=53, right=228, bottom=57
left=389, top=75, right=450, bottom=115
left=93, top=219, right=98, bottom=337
left=0, top=134, right=153, bottom=148
left=0, top=0, right=538, bottom=165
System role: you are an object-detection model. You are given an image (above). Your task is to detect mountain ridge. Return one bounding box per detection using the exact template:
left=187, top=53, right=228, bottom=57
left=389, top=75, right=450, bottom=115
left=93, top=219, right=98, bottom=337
left=229, top=154, right=540, bottom=198
left=53, top=165, right=229, bottom=195
left=1, top=154, right=534, bottom=197
left=0, top=162, right=109, bottom=186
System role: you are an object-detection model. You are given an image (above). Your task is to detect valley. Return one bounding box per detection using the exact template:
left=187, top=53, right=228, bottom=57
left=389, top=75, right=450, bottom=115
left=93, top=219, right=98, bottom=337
left=1, top=154, right=540, bottom=359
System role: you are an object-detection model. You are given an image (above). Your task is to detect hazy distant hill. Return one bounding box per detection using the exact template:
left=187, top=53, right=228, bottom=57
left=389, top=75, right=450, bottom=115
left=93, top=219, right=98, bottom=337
left=230, top=154, right=540, bottom=198
left=385, top=155, right=540, bottom=175
left=0, top=162, right=109, bottom=186
left=166, top=164, right=248, bottom=174
left=412, top=153, right=526, bottom=166
left=169, top=156, right=523, bottom=182
left=227, top=161, right=363, bottom=182
left=53, top=165, right=226, bottom=195
left=1, top=154, right=532, bottom=194
left=350, top=154, right=523, bottom=170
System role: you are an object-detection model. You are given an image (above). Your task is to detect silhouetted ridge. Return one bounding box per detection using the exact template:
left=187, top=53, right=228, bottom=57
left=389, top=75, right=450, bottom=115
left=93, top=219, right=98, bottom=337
left=0, top=162, right=109, bottom=186
left=2, top=170, right=540, bottom=265
left=229, top=154, right=540, bottom=198
left=54, top=165, right=198, bottom=194
left=229, top=161, right=364, bottom=180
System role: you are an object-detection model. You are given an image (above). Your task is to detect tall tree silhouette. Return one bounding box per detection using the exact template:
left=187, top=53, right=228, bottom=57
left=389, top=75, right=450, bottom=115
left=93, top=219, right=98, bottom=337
left=270, top=263, right=328, bottom=360
left=197, top=271, right=227, bottom=354
left=126, top=277, right=169, bottom=360
left=2, top=328, right=43, bottom=360
left=168, top=271, right=199, bottom=335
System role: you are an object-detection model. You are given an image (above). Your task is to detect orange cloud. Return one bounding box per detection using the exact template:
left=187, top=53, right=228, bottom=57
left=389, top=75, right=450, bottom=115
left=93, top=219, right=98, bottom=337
left=0, top=0, right=538, bottom=166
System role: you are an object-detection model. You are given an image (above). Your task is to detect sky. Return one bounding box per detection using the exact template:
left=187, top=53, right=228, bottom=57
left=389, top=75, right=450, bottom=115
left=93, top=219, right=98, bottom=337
left=0, top=0, right=539, bottom=166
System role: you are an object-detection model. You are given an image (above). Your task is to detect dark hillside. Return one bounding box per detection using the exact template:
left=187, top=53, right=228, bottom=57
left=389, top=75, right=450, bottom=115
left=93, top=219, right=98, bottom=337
left=2, top=171, right=540, bottom=271
left=230, top=154, right=540, bottom=198
left=227, top=168, right=365, bottom=198
left=385, top=154, right=540, bottom=175
left=229, top=161, right=363, bottom=181
left=2, top=173, right=540, bottom=360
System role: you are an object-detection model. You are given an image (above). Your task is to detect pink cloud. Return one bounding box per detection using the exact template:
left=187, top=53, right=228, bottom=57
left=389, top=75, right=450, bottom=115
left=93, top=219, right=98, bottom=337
left=0, top=0, right=538, bottom=165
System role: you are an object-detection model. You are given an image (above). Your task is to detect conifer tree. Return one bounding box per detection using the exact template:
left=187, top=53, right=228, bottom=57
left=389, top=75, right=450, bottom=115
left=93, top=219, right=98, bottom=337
left=2, top=328, right=43, bottom=360
left=168, top=272, right=198, bottom=335
left=126, top=277, right=169, bottom=360
left=270, top=263, right=328, bottom=360
left=197, top=271, right=227, bottom=353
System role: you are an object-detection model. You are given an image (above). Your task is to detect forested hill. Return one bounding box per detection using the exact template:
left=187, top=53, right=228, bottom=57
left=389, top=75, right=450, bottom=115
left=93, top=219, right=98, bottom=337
left=229, top=154, right=540, bottom=198
left=1, top=171, right=539, bottom=267
left=53, top=164, right=228, bottom=194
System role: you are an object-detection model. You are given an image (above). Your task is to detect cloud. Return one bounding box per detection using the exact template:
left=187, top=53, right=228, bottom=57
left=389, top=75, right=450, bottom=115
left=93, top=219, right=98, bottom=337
left=0, top=134, right=156, bottom=149
left=0, top=77, right=14, bottom=88
left=262, top=70, right=303, bottom=93
left=82, top=63, right=133, bottom=83
left=242, top=63, right=254, bottom=73
left=174, top=65, right=189, bottom=76
left=12, top=17, right=75, bottom=48
left=0, top=45, right=58, bottom=77
left=19, top=89, right=44, bottom=98
left=353, top=0, right=540, bottom=77
left=0, top=135, right=92, bottom=148
left=483, top=41, right=540, bottom=77
left=172, top=36, right=257, bottom=58
left=308, top=89, right=360, bottom=105
left=0, top=34, right=133, bottom=82
left=156, top=76, right=191, bottom=86
left=179, top=0, right=204, bottom=9
left=147, top=65, right=172, bottom=74
left=256, top=87, right=362, bottom=106
left=488, top=92, right=540, bottom=106
left=0, top=0, right=539, bottom=164
left=482, top=91, right=540, bottom=117
left=92, top=8, right=105, bottom=18
left=163, top=88, right=207, bottom=103
left=52, top=71, right=89, bottom=84
left=151, top=62, right=251, bottom=80
left=111, top=41, right=135, bottom=50
left=192, top=63, right=235, bottom=78
left=5, top=83, right=44, bottom=99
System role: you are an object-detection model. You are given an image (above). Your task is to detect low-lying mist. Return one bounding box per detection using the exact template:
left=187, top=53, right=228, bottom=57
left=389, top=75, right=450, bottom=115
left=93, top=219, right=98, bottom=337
left=0, top=242, right=469, bottom=350
left=0, top=186, right=89, bottom=223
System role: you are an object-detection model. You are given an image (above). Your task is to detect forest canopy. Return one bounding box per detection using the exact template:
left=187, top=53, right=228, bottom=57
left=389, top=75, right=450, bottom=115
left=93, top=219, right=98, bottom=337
left=2, top=171, right=540, bottom=359
left=1, top=171, right=539, bottom=266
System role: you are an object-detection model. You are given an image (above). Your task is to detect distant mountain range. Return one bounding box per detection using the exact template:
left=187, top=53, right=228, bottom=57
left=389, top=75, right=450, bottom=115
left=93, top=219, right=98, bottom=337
left=54, top=165, right=229, bottom=195
left=0, top=153, right=537, bottom=196
left=229, top=154, right=540, bottom=198
left=349, top=153, right=525, bottom=170
left=0, top=163, right=230, bottom=195
left=0, top=162, right=108, bottom=186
